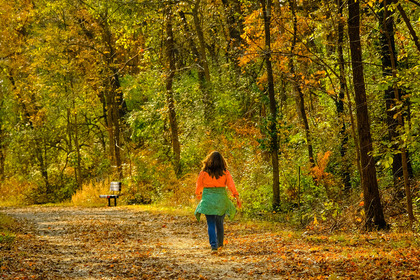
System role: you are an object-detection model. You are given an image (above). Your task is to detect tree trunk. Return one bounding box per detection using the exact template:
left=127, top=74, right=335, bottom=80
left=178, top=10, right=209, bottom=120
left=192, top=0, right=213, bottom=122
left=111, top=75, right=124, bottom=180
left=394, top=1, right=420, bottom=53
left=101, top=17, right=125, bottom=180
left=0, top=98, right=5, bottom=180
left=379, top=0, right=404, bottom=194
left=289, top=0, right=315, bottom=168
left=164, top=3, right=182, bottom=176
left=261, top=0, right=280, bottom=211
left=348, top=0, right=387, bottom=230
left=336, top=0, right=351, bottom=191
left=380, top=0, right=415, bottom=225
left=221, top=0, right=244, bottom=67
left=74, top=111, right=83, bottom=188
left=67, top=77, right=83, bottom=189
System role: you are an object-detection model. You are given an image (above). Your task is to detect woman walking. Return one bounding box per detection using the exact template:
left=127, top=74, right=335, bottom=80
left=195, top=151, right=242, bottom=253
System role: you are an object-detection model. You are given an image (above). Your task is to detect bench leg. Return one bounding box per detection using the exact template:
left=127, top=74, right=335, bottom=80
left=114, top=197, right=117, bottom=206
left=107, top=197, right=111, bottom=207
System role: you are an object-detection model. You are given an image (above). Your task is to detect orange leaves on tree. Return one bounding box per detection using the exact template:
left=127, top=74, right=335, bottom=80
left=310, top=151, right=341, bottom=200
left=239, top=4, right=318, bottom=94
left=311, top=151, right=332, bottom=183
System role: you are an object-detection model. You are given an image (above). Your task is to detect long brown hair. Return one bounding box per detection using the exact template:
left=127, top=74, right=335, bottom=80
left=202, top=151, right=228, bottom=179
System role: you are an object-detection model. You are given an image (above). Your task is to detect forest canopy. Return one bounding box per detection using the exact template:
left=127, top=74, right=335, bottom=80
left=0, top=0, right=419, bottom=231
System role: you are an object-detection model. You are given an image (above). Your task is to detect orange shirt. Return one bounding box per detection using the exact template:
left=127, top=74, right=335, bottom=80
left=195, top=170, right=239, bottom=197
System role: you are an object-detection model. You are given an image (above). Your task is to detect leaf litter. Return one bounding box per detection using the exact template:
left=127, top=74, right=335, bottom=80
left=1, top=206, right=419, bottom=279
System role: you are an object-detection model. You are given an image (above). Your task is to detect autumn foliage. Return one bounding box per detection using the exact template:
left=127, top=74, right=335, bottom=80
left=0, top=0, right=419, bottom=233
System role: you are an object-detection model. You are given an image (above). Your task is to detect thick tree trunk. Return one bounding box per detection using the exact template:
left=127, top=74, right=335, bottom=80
left=165, top=3, right=182, bottom=176
left=348, top=0, right=387, bottom=230
left=261, top=0, right=280, bottom=210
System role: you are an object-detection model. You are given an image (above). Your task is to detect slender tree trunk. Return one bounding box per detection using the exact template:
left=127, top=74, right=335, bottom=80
left=178, top=10, right=209, bottom=118
left=380, top=0, right=415, bottom=225
left=74, top=111, right=83, bottom=187
left=179, top=10, right=201, bottom=66
left=379, top=0, right=404, bottom=194
left=192, top=0, right=210, bottom=82
left=348, top=0, right=387, bottom=230
left=336, top=0, right=351, bottom=191
left=164, top=3, right=182, bottom=176
left=35, top=142, right=50, bottom=195
left=111, top=76, right=123, bottom=180
left=0, top=98, right=5, bottom=180
left=289, top=0, right=315, bottom=168
left=261, top=0, right=280, bottom=210
left=101, top=17, right=125, bottom=180
left=101, top=72, right=124, bottom=181
left=394, top=0, right=420, bottom=53
left=192, top=0, right=213, bottom=122
left=221, top=0, right=244, bottom=67
left=67, top=77, right=83, bottom=188
left=105, top=90, right=118, bottom=178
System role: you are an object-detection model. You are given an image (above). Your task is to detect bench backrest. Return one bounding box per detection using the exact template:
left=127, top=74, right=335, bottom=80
left=110, top=181, right=121, bottom=192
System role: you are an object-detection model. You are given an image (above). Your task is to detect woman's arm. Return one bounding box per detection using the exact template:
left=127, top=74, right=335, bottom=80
left=226, top=171, right=241, bottom=208
left=195, top=171, right=205, bottom=200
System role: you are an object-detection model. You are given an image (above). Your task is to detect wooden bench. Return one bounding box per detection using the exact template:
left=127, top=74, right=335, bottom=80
left=99, top=181, right=121, bottom=206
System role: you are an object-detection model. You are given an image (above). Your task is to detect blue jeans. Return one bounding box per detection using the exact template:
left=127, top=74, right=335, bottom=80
left=205, top=214, right=225, bottom=249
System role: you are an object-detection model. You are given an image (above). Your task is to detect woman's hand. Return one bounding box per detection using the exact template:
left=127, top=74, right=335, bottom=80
left=235, top=196, right=242, bottom=208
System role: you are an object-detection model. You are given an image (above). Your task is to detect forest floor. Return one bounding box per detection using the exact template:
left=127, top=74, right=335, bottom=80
left=1, top=206, right=419, bottom=280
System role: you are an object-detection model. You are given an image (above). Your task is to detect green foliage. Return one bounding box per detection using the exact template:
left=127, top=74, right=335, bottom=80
left=0, top=0, right=419, bottom=231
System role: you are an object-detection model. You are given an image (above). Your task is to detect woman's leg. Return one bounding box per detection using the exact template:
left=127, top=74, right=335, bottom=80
left=215, top=215, right=225, bottom=248
left=205, top=215, right=217, bottom=250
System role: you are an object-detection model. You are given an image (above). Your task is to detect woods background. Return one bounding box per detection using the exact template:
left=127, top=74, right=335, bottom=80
left=0, top=0, right=419, bottom=231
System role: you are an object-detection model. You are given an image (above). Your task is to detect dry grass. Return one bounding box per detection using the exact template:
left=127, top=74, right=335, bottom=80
left=0, top=179, right=36, bottom=207
left=71, top=180, right=112, bottom=207
left=0, top=212, right=18, bottom=248
left=163, top=172, right=197, bottom=208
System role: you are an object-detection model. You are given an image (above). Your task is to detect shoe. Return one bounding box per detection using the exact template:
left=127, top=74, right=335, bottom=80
left=211, top=248, right=218, bottom=254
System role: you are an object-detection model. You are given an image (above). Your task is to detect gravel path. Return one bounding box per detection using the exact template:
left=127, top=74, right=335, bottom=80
left=1, top=206, right=266, bottom=280
left=3, top=206, right=419, bottom=279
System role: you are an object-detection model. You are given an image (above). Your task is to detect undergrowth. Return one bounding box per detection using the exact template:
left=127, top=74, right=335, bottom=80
left=0, top=213, right=18, bottom=249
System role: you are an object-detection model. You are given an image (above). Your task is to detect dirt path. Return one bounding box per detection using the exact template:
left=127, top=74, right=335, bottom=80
left=1, top=207, right=271, bottom=280
left=2, top=207, right=419, bottom=279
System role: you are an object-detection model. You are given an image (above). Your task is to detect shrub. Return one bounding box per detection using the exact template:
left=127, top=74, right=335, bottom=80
left=71, top=180, right=110, bottom=207
left=0, top=178, right=36, bottom=206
